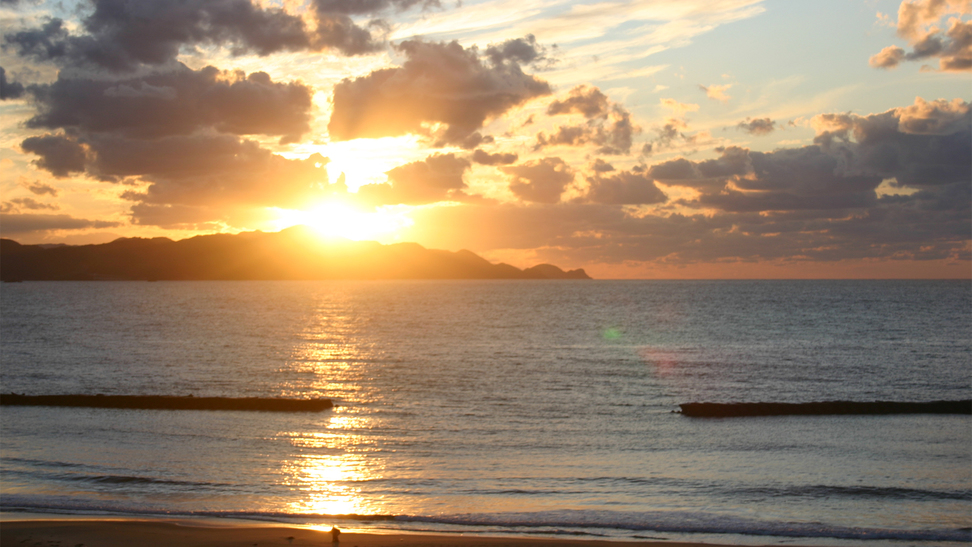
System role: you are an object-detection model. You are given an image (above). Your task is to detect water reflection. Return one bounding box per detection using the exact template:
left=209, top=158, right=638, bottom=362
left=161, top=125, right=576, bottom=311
left=278, top=412, right=383, bottom=516
left=281, top=451, right=379, bottom=515
left=279, top=298, right=384, bottom=516
left=279, top=294, right=380, bottom=402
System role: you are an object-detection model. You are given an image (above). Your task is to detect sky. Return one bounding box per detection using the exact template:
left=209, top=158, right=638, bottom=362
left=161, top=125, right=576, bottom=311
left=0, top=0, right=969, bottom=278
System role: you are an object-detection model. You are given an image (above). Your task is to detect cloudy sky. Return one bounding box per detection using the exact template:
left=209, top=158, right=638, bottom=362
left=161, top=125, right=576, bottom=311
left=1, top=0, right=969, bottom=278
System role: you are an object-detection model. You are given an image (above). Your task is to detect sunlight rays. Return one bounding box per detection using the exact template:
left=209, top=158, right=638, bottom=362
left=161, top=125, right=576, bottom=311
left=270, top=201, right=413, bottom=242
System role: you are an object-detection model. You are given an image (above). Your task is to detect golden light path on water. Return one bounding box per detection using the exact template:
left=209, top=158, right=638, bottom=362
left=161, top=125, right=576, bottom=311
left=279, top=429, right=378, bottom=516
left=278, top=300, right=384, bottom=517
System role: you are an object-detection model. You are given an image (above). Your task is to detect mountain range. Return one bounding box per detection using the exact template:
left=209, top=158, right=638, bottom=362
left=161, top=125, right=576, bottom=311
left=0, top=226, right=590, bottom=281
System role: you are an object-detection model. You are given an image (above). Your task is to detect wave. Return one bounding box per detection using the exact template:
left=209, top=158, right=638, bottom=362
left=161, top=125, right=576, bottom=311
left=0, top=393, right=332, bottom=412
left=2, top=499, right=968, bottom=543
left=401, top=510, right=972, bottom=542
left=732, top=484, right=971, bottom=502
left=74, top=474, right=230, bottom=487
left=679, top=400, right=972, bottom=417
left=1, top=468, right=232, bottom=488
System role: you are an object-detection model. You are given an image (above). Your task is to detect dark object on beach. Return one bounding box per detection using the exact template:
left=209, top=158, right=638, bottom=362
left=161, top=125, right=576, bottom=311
left=679, top=400, right=972, bottom=417
left=330, top=526, right=341, bottom=544
left=0, top=393, right=333, bottom=412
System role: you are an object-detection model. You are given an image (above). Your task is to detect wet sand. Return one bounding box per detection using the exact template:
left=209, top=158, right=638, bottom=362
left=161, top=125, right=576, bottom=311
left=0, top=518, right=806, bottom=547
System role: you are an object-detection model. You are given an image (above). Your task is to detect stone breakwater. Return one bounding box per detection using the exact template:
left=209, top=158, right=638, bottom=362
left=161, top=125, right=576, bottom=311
left=0, top=393, right=333, bottom=412
left=679, top=400, right=972, bottom=417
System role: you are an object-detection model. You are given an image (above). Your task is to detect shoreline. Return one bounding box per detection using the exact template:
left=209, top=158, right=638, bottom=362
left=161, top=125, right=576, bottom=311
left=0, top=515, right=816, bottom=547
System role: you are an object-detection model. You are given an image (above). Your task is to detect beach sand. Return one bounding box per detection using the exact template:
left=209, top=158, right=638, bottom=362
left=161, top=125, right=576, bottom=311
left=0, top=518, right=798, bottom=547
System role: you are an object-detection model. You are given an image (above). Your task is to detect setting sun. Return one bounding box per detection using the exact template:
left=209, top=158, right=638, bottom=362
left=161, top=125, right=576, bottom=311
left=272, top=202, right=413, bottom=242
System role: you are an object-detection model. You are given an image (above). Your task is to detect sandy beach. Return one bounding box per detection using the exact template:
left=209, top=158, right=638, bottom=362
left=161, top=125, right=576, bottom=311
left=0, top=518, right=799, bottom=547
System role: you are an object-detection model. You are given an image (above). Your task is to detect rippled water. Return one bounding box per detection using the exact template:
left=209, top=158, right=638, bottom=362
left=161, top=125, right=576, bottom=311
left=1, top=280, right=969, bottom=545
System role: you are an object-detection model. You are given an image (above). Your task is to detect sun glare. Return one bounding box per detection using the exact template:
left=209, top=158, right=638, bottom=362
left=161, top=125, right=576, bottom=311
left=322, top=136, right=427, bottom=191
left=272, top=202, right=412, bottom=242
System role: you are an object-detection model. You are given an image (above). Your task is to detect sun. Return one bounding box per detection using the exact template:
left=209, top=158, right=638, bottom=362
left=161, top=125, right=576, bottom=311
left=271, top=201, right=412, bottom=242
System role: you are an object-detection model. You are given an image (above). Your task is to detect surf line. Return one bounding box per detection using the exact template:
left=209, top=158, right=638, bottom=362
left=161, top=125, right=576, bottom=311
left=0, top=393, right=333, bottom=412
left=679, top=400, right=971, bottom=417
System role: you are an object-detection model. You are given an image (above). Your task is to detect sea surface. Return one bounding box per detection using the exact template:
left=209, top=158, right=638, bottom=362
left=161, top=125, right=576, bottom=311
left=1, top=280, right=969, bottom=545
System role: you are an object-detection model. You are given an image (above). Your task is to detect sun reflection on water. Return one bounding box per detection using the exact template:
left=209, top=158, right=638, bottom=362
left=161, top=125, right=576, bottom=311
left=276, top=303, right=388, bottom=517
left=280, top=451, right=379, bottom=516
left=277, top=300, right=394, bottom=515
left=279, top=299, right=382, bottom=402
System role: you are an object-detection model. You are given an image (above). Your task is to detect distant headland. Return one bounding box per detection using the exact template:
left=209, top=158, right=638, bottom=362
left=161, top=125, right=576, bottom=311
left=0, top=226, right=591, bottom=281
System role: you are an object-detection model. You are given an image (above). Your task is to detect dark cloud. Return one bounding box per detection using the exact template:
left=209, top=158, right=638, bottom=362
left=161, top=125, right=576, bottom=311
left=667, top=145, right=884, bottom=213
left=1, top=197, right=60, bottom=213
left=485, top=34, right=549, bottom=68
left=652, top=98, right=970, bottom=218
left=537, top=86, right=638, bottom=155
left=537, top=117, right=637, bottom=154
left=811, top=98, right=971, bottom=187
left=584, top=169, right=667, bottom=205
left=328, top=39, right=551, bottom=145
left=21, top=134, right=87, bottom=177
left=3, top=19, right=71, bottom=66
left=10, top=13, right=333, bottom=229
left=407, top=187, right=968, bottom=266
left=4, top=2, right=312, bottom=72
left=312, top=0, right=439, bottom=15
left=19, top=131, right=333, bottom=224
left=455, top=132, right=493, bottom=150
left=26, top=65, right=313, bottom=143
left=472, top=149, right=517, bottom=165
left=356, top=153, right=471, bottom=205
left=536, top=125, right=588, bottom=147
left=591, top=159, right=614, bottom=173
left=128, top=203, right=223, bottom=228
left=648, top=157, right=698, bottom=181
left=98, top=136, right=330, bottom=210
left=502, top=157, right=574, bottom=203
left=741, top=146, right=882, bottom=195
left=596, top=107, right=637, bottom=155
left=546, top=85, right=609, bottom=118
left=308, top=12, right=383, bottom=56
left=27, top=182, right=59, bottom=197
left=0, top=67, right=25, bottom=99
left=651, top=117, right=689, bottom=149
left=2, top=0, right=402, bottom=74
left=736, top=117, right=776, bottom=135
left=0, top=213, right=121, bottom=235
left=649, top=146, right=750, bottom=190
left=694, top=187, right=877, bottom=213
left=15, top=58, right=325, bottom=227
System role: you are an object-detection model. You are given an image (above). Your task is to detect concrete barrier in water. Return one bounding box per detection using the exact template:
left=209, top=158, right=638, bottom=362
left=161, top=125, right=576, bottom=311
left=679, top=400, right=971, bottom=417
left=1, top=393, right=333, bottom=412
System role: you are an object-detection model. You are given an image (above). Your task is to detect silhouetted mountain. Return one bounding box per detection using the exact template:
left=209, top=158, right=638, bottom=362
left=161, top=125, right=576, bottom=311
left=0, top=226, right=591, bottom=281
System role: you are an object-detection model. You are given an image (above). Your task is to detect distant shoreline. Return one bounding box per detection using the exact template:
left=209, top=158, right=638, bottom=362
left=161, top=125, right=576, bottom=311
left=0, top=227, right=591, bottom=281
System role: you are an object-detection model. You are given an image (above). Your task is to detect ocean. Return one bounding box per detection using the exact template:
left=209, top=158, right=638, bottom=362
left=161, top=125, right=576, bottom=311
left=1, top=280, right=969, bottom=545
